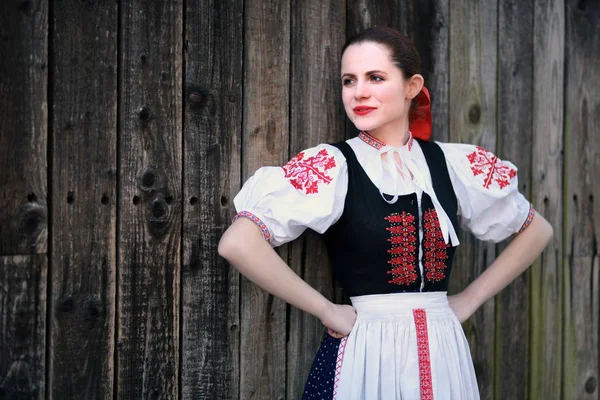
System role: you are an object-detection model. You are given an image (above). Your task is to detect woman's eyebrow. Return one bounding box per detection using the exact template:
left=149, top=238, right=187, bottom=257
left=341, top=70, right=388, bottom=78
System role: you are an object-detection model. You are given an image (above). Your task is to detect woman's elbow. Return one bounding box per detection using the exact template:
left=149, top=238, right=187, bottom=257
left=536, top=214, right=554, bottom=245
left=218, top=228, right=239, bottom=261
left=543, top=220, right=554, bottom=244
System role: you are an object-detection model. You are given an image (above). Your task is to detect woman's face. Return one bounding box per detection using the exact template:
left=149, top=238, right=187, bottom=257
left=341, top=42, right=410, bottom=134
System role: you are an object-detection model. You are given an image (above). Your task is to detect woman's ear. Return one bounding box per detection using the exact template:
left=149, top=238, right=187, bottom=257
left=405, top=74, right=424, bottom=100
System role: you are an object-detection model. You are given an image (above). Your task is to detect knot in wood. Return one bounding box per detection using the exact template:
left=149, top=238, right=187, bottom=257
left=151, top=198, right=167, bottom=219
left=585, top=377, right=596, bottom=393
left=17, top=201, right=46, bottom=237
left=185, top=84, right=210, bottom=111
left=59, top=296, right=74, bottom=314
left=85, top=297, right=102, bottom=320
left=148, top=196, right=170, bottom=236
left=468, top=104, right=481, bottom=124
left=189, top=92, right=202, bottom=103
left=137, top=165, right=162, bottom=195
left=137, top=105, right=152, bottom=122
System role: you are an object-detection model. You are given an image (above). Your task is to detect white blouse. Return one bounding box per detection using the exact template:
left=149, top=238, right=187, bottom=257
left=233, top=132, right=534, bottom=247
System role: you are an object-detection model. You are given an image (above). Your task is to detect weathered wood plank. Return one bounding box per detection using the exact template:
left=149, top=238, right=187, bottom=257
left=48, top=1, right=117, bottom=398
left=181, top=0, right=243, bottom=398
left=402, top=0, right=451, bottom=143
left=0, top=0, right=48, bottom=256
left=529, top=0, right=565, bottom=398
left=495, top=1, right=534, bottom=398
left=417, top=0, right=450, bottom=143
left=287, top=1, right=346, bottom=397
left=241, top=1, right=290, bottom=399
left=0, top=255, right=47, bottom=398
left=563, top=1, right=600, bottom=399
left=448, top=1, right=498, bottom=398
left=346, top=0, right=402, bottom=36
left=117, top=2, right=182, bottom=398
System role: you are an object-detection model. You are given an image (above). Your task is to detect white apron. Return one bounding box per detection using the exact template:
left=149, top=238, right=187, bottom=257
left=333, top=292, right=480, bottom=400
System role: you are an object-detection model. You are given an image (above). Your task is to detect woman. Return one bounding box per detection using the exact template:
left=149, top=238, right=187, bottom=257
left=218, top=27, right=553, bottom=400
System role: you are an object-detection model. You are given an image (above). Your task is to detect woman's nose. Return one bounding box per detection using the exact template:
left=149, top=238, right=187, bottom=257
left=354, top=81, right=370, bottom=99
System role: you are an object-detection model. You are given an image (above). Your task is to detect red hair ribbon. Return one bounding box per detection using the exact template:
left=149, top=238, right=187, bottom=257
left=408, top=86, right=432, bottom=141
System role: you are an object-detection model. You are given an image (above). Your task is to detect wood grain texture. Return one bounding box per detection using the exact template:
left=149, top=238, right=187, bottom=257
left=181, top=0, right=243, bottom=398
left=0, top=0, right=48, bottom=256
left=241, top=1, right=290, bottom=399
left=530, top=0, right=565, bottom=398
left=448, top=1, right=498, bottom=398
left=287, top=1, right=346, bottom=397
left=563, top=1, right=600, bottom=399
left=117, top=2, right=182, bottom=398
left=0, top=255, right=47, bottom=399
left=346, top=0, right=402, bottom=36
left=48, top=1, right=117, bottom=398
left=494, top=1, right=534, bottom=398
left=422, top=0, right=450, bottom=143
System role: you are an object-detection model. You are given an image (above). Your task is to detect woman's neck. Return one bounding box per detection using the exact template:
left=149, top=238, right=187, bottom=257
left=366, top=117, right=410, bottom=148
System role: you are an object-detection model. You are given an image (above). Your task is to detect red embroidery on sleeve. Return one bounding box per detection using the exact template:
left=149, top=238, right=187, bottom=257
left=518, top=203, right=535, bottom=233
left=281, top=148, right=336, bottom=194
left=385, top=212, right=418, bottom=285
left=423, top=208, right=449, bottom=282
left=232, top=211, right=272, bottom=242
left=466, top=146, right=517, bottom=189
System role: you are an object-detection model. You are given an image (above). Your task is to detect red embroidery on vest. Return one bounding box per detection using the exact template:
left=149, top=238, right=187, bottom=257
left=282, top=148, right=336, bottom=194
left=385, top=212, right=418, bottom=285
left=423, top=208, right=449, bottom=282
left=467, top=146, right=517, bottom=189
left=413, top=309, right=434, bottom=400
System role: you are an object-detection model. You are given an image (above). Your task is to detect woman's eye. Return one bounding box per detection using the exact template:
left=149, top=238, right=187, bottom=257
left=342, top=78, right=354, bottom=86
left=371, top=75, right=384, bottom=82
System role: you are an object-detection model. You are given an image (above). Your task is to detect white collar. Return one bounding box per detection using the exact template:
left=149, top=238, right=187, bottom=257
left=358, top=131, right=459, bottom=247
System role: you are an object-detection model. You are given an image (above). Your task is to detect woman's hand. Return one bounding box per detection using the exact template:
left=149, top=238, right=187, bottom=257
left=320, top=302, right=357, bottom=338
left=448, top=291, right=479, bottom=323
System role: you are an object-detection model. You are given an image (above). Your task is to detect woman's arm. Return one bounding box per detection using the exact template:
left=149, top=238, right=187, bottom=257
left=449, top=212, right=554, bottom=322
left=218, top=218, right=356, bottom=336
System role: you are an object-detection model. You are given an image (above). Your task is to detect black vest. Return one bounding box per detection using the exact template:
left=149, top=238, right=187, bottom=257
left=324, top=139, right=459, bottom=296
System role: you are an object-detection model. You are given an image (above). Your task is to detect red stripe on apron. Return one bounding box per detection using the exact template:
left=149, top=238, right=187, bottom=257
left=413, top=309, right=434, bottom=400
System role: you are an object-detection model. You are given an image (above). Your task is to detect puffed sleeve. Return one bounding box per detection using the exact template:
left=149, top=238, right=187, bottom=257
left=232, top=144, right=348, bottom=247
left=437, top=142, right=535, bottom=243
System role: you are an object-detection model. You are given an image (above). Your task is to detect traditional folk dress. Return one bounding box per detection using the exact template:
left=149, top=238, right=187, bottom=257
left=233, top=131, right=535, bottom=400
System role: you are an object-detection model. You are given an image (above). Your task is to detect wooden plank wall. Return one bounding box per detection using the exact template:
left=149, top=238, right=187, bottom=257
left=495, top=1, right=533, bottom=398
left=0, top=1, right=598, bottom=399
left=181, top=0, right=242, bottom=399
left=530, top=0, right=565, bottom=398
left=0, top=0, right=48, bottom=398
left=49, top=1, right=117, bottom=398
left=563, top=1, right=600, bottom=399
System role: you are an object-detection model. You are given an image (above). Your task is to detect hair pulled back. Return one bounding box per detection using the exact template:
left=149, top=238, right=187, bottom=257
left=341, top=27, right=432, bottom=140
left=342, top=27, right=421, bottom=79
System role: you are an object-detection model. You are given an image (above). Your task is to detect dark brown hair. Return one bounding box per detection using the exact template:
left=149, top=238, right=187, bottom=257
left=342, top=27, right=421, bottom=79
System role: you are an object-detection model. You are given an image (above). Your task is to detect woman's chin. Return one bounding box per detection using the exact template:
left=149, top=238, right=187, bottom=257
left=351, top=120, right=380, bottom=132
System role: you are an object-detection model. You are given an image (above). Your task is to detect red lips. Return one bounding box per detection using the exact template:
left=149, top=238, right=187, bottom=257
left=353, top=106, right=377, bottom=116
